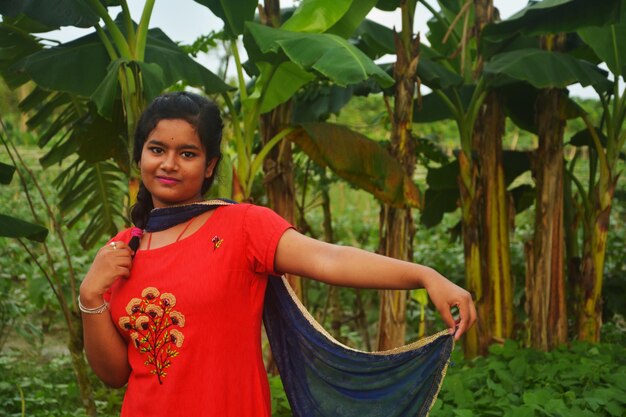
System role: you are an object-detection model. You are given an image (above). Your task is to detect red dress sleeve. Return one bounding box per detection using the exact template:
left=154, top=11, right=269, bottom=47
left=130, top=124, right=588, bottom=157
left=242, top=204, right=293, bottom=275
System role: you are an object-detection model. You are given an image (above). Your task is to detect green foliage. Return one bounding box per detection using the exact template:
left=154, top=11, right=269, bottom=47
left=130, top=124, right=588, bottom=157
left=0, top=351, right=124, bottom=417
left=431, top=340, right=626, bottom=417
left=268, top=374, right=292, bottom=417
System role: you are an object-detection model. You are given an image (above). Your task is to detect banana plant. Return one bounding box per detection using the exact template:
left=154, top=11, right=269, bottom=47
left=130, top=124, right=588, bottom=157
left=481, top=0, right=621, bottom=346
left=413, top=0, right=619, bottom=356
left=574, top=1, right=626, bottom=342
left=192, top=0, right=412, bottom=205
left=0, top=0, right=232, bottom=247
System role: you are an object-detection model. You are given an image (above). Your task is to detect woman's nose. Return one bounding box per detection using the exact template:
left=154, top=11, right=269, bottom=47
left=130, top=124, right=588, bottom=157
left=160, top=153, right=178, bottom=170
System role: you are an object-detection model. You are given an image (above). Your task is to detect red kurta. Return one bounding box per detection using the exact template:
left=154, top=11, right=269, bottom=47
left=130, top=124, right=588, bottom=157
left=106, top=204, right=292, bottom=417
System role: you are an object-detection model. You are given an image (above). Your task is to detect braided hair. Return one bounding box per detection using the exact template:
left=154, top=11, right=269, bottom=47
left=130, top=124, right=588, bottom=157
left=129, top=91, right=223, bottom=231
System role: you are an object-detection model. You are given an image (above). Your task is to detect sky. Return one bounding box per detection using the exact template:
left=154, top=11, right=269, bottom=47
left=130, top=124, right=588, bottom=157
left=47, top=0, right=597, bottom=98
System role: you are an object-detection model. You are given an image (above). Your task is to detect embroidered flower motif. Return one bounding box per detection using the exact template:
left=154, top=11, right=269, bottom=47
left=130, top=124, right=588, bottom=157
left=125, top=298, right=142, bottom=315
left=169, top=329, right=184, bottom=348
left=118, top=316, right=132, bottom=330
left=145, top=304, right=164, bottom=318
left=141, top=287, right=160, bottom=300
left=160, top=293, right=176, bottom=307
left=170, top=311, right=185, bottom=327
left=211, top=235, right=223, bottom=250
left=135, top=315, right=150, bottom=330
left=118, top=287, right=186, bottom=384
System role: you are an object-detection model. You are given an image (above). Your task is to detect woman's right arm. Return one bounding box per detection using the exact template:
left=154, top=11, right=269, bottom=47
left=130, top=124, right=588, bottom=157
left=79, top=240, right=133, bottom=388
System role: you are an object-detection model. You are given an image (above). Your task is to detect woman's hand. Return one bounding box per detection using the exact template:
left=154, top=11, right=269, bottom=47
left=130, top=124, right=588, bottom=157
left=422, top=268, right=476, bottom=341
left=79, top=241, right=133, bottom=306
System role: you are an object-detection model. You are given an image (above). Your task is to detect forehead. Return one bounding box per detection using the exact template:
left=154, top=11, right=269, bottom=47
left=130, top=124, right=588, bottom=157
left=147, top=119, right=202, bottom=146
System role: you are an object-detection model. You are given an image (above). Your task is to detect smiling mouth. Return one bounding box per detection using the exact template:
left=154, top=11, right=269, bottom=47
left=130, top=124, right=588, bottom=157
left=156, top=176, right=180, bottom=185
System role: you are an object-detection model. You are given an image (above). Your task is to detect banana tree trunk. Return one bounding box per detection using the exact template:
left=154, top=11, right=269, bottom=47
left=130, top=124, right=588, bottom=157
left=376, top=2, right=419, bottom=350
left=461, top=0, right=512, bottom=358
left=476, top=92, right=513, bottom=342
left=457, top=150, right=487, bottom=357
left=527, top=87, right=567, bottom=350
left=578, top=195, right=613, bottom=341
left=576, top=79, right=622, bottom=342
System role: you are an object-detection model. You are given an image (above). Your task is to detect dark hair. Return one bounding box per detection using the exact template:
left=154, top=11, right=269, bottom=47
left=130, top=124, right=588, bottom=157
left=130, top=91, right=223, bottom=229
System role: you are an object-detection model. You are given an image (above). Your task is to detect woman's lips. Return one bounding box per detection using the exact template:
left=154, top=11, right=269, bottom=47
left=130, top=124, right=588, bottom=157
left=156, top=176, right=179, bottom=185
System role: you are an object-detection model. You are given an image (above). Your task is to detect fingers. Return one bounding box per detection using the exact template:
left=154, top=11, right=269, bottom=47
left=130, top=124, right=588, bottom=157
left=108, top=241, right=133, bottom=256
left=453, top=292, right=476, bottom=341
left=436, top=303, right=457, bottom=336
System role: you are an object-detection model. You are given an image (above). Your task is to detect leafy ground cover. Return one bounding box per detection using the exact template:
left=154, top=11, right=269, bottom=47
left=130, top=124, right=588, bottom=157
left=432, top=338, right=626, bottom=417
left=2, top=336, right=624, bottom=416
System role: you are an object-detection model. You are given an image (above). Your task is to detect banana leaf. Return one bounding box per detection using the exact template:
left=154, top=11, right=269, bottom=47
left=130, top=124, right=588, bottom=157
left=245, top=22, right=394, bottom=88
left=290, top=122, right=421, bottom=208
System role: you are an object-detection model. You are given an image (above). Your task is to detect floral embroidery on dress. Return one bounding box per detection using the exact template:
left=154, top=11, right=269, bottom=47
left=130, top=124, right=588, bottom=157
left=118, top=287, right=185, bottom=384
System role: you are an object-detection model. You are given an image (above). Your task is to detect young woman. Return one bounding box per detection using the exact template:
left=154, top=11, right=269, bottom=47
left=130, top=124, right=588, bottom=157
left=79, top=91, right=476, bottom=417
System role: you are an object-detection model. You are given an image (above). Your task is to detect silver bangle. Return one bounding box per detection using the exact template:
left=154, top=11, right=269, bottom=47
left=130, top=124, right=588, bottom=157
left=78, top=295, right=109, bottom=314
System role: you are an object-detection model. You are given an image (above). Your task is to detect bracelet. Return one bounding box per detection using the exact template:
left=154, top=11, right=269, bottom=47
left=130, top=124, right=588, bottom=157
left=78, top=295, right=110, bottom=314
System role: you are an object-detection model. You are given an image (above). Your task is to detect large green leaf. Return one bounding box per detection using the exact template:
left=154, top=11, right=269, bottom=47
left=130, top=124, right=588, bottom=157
left=282, top=0, right=353, bottom=33
left=422, top=188, right=458, bottom=228
left=425, top=1, right=470, bottom=72
left=0, top=23, right=42, bottom=88
left=281, top=0, right=378, bottom=37
left=375, top=0, right=400, bottom=12
left=484, top=49, right=611, bottom=93
left=13, top=27, right=231, bottom=109
left=90, top=58, right=126, bottom=118
left=510, top=184, right=535, bottom=214
left=291, top=122, right=421, bottom=208
left=192, top=0, right=257, bottom=38
left=292, top=83, right=361, bottom=123
left=352, top=19, right=394, bottom=60
left=422, top=160, right=459, bottom=228
left=502, top=151, right=532, bottom=186
left=482, top=0, right=621, bottom=45
left=0, top=214, right=48, bottom=242
left=54, top=159, right=126, bottom=249
left=75, top=111, right=128, bottom=166
left=245, top=22, right=394, bottom=88
left=413, top=86, right=475, bottom=123
left=418, top=57, right=463, bottom=90
left=250, top=61, right=315, bottom=114
left=569, top=127, right=609, bottom=148
left=499, top=82, right=583, bottom=134
left=0, top=161, right=15, bottom=184
left=327, top=0, right=378, bottom=38
left=578, top=1, right=626, bottom=77
left=14, top=31, right=109, bottom=97
left=144, top=29, right=233, bottom=94
left=0, top=0, right=99, bottom=29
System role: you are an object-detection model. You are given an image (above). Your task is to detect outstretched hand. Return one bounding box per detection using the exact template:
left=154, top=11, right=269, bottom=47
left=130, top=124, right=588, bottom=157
left=422, top=269, right=476, bottom=341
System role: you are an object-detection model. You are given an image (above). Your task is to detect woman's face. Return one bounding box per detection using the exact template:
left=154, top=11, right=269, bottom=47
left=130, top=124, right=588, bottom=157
left=139, top=118, right=217, bottom=208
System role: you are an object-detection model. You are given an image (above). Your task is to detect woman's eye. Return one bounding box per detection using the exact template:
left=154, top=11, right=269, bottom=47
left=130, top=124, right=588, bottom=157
left=181, top=151, right=197, bottom=158
left=149, top=147, right=164, bottom=154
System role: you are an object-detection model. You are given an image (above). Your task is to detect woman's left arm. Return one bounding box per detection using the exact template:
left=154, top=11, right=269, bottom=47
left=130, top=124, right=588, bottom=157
left=275, top=229, right=476, bottom=340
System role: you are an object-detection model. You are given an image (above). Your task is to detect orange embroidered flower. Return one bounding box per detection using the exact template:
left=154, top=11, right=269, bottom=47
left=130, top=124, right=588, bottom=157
left=135, top=315, right=150, bottom=330
left=160, top=293, right=176, bottom=307
left=170, top=311, right=185, bottom=327
left=169, top=329, right=184, bottom=348
left=118, top=316, right=132, bottom=330
left=145, top=304, right=164, bottom=318
left=141, top=287, right=160, bottom=300
left=125, top=298, right=142, bottom=315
